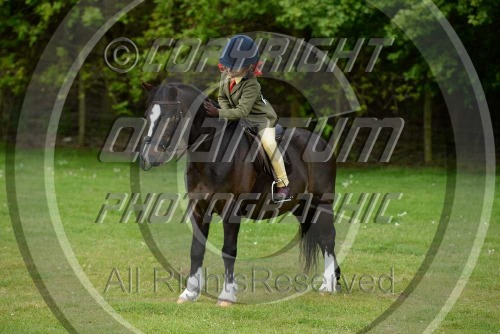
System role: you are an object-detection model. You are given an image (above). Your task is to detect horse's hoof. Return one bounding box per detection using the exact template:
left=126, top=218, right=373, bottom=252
left=319, top=285, right=342, bottom=295
left=216, top=300, right=233, bottom=307
left=177, top=298, right=191, bottom=304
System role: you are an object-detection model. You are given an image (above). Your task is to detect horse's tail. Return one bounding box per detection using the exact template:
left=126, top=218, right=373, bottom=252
left=298, top=208, right=320, bottom=274
left=295, top=128, right=337, bottom=273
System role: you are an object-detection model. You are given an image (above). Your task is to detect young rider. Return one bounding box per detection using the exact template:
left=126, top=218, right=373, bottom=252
left=203, top=35, right=291, bottom=202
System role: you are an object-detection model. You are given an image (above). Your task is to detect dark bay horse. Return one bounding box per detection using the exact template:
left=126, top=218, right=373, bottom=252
left=139, top=82, right=340, bottom=305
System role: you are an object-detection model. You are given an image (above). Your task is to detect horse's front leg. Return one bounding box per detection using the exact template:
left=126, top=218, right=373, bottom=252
left=217, top=216, right=241, bottom=306
left=177, top=203, right=211, bottom=303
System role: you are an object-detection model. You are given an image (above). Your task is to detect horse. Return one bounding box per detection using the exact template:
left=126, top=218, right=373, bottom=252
left=139, top=82, right=340, bottom=306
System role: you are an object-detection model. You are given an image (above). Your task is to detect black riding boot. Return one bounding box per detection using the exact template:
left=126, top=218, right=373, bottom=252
left=274, top=184, right=292, bottom=202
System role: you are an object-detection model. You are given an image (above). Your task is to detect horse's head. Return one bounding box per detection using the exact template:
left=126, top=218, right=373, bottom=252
left=139, top=82, right=185, bottom=171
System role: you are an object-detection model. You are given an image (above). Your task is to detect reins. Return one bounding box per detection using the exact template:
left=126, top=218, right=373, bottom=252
left=143, top=98, right=226, bottom=153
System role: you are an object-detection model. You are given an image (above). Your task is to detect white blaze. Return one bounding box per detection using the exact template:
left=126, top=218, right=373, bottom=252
left=147, top=104, right=161, bottom=137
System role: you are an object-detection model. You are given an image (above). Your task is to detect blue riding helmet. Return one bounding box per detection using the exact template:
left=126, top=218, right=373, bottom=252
left=219, top=35, right=259, bottom=70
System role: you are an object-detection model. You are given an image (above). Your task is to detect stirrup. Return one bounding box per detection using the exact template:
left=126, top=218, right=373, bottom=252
left=271, top=179, right=293, bottom=203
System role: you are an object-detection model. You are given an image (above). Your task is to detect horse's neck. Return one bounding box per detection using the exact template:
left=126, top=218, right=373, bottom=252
left=179, top=85, right=240, bottom=157
left=188, top=113, right=241, bottom=161
left=189, top=108, right=209, bottom=147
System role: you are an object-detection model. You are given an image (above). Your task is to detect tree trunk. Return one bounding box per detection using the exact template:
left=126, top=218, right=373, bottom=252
left=333, top=88, right=343, bottom=155
left=0, top=88, right=3, bottom=141
left=78, top=70, right=86, bottom=147
left=289, top=95, right=299, bottom=117
left=424, top=83, right=432, bottom=163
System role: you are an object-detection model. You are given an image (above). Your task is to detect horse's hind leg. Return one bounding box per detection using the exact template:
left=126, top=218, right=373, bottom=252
left=178, top=204, right=211, bottom=303
left=315, top=205, right=341, bottom=293
left=217, top=216, right=241, bottom=306
left=299, top=199, right=341, bottom=293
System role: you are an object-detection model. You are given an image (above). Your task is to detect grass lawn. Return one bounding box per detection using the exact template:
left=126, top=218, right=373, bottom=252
left=0, top=148, right=498, bottom=333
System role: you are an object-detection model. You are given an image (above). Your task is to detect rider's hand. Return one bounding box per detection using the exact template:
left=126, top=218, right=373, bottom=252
left=203, top=100, right=219, bottom=117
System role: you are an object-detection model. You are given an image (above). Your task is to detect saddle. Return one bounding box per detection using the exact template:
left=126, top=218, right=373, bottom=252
left=241, top=123, right=293, bottom=179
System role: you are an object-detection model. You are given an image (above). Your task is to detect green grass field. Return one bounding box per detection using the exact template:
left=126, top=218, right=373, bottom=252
left=1, top=148, right=498, bottom=333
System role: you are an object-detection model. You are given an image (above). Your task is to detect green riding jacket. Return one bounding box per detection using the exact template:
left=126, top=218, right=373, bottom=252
left=217, top=73, right=278, bottom=131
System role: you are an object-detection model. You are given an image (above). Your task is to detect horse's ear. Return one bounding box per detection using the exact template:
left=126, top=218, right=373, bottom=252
left=141, top=82, right=154, bottom=93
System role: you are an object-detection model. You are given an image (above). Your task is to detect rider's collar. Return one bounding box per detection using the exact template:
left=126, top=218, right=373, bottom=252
left=233, top=76, right=244, bottom=85
left=228, top=71, right=250, bottom=84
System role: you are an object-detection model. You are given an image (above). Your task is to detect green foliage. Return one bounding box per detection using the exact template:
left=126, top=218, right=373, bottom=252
left=457, top=0, right=497, bottom=26
left=0, top=0, right=497, bottom=150
left=81, top=6, right=104, bottom=28
left=277, top=0, right=373, bottom=35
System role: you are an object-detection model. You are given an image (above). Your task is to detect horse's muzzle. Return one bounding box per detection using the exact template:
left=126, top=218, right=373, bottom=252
left=140, top=140, right=173, bottom=170
left=139, top=142, right=158, bottom=171
left=139, top=153, right=152, bottom=171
